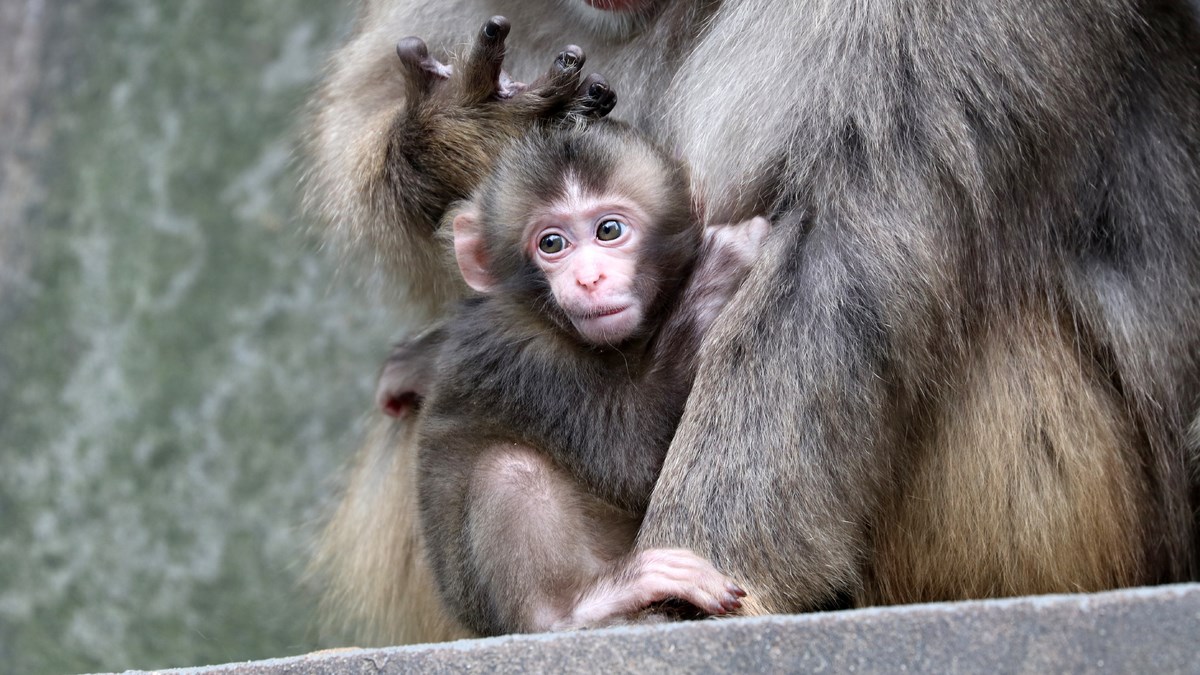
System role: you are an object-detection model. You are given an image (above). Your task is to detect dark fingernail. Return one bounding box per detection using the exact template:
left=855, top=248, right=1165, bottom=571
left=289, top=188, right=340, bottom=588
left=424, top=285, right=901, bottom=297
left=483, top=16, right=510, bottom=40
left=588, top=81, right=607, bottom=97
left=558, top=45, right=583, bottom=69
left=396, top=36, right=427, bottom=61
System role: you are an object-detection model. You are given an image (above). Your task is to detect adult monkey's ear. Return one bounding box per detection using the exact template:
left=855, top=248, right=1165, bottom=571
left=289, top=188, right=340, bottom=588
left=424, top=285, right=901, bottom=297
left=452, top=209, right=495, bottom=293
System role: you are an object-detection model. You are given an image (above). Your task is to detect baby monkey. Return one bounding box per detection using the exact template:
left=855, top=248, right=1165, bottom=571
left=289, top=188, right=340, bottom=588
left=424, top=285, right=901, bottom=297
left=383, top=121, right=768, bottom=636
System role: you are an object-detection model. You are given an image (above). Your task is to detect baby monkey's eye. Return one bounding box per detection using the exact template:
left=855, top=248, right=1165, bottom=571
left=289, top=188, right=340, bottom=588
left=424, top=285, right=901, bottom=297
left=538, top=233, right=566, bottom=254
left=596, top=219, right=626, bottom=241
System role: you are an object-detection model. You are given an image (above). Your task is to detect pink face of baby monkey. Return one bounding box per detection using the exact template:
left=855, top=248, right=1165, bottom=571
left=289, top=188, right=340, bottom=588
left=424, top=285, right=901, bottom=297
left=526, top=188, right=654, bottom=345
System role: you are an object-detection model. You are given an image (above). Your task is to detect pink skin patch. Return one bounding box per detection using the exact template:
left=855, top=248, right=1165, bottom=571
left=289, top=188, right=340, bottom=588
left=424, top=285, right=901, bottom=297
left=381, top=392, right=418, bottom=418
left=550, top=548, right=747, bottom=630
left=529, top=189, right=651, bottom=345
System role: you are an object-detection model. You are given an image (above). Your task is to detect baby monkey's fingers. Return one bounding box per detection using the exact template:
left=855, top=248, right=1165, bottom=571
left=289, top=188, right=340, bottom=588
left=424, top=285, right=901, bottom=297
left=395, top=36, right=452, bottom=101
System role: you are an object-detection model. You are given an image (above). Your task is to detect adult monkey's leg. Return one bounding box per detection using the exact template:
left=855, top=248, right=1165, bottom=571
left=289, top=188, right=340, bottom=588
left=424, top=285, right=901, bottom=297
left=639, top=0, right=1200, bottom=610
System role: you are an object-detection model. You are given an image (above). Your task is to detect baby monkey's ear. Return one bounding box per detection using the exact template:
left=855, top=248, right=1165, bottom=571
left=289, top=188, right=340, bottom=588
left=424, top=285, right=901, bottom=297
left=452, top=209, right=495, bottom=293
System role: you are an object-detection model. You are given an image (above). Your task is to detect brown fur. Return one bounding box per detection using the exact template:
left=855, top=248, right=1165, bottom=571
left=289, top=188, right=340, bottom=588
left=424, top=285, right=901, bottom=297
left=869, top=317, right=1148, bottom=602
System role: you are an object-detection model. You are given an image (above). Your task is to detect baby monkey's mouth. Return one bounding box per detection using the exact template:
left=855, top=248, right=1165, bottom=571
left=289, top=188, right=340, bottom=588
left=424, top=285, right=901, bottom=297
left=581, top=305, right=628, bottom=319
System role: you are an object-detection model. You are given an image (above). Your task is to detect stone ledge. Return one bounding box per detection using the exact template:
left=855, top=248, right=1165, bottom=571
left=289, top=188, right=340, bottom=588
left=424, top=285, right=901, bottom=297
left=120, top=584, right=1200, bottom=674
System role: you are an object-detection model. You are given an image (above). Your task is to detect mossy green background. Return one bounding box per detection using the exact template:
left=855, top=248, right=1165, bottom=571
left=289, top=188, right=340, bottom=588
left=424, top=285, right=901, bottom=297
left=0, top=2, right=397, bottom=672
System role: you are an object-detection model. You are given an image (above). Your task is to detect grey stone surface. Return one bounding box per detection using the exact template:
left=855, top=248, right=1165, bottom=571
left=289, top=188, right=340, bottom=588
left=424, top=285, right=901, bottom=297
left=116, top=584, right=1200, bottom=674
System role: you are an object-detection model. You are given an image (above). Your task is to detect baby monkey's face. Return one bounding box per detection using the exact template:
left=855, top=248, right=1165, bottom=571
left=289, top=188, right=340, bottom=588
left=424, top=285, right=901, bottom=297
left=527, top=190, right=653, bottom=346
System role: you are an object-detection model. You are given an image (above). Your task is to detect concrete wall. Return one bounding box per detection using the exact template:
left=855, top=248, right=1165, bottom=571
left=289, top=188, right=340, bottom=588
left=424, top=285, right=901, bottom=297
left=122, top=585, right=1200, bottom=674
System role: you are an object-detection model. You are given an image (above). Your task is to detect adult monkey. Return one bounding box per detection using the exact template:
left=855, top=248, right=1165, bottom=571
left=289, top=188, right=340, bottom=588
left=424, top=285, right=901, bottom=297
left=306, top=0, right=1200, bottom=642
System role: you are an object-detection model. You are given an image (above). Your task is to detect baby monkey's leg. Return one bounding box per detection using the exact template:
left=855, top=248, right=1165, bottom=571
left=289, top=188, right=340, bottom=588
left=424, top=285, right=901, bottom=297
left=467, top=444, right=743, bottom=633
